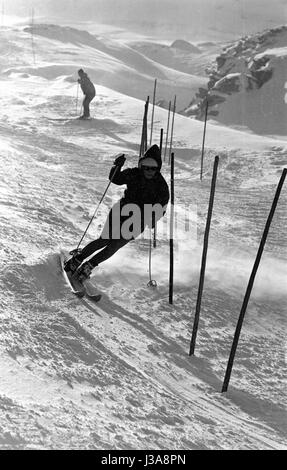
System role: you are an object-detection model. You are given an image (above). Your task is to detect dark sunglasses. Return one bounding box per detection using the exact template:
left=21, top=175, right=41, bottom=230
left=141, top=165, right=158, bottom=172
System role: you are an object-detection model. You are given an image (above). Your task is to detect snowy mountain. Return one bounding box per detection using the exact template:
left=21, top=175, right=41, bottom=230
left=0, top=20, right=286, bottom=450
left=127, top=39, right=221, bottom=79
left=184, top=25, right=287, bottom=136
left=2, top=23, right=206, bottom=111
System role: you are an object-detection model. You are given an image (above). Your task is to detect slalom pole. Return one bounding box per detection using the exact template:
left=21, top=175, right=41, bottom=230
left=164, top=101, right=171, bottom=162
left=147, top=228, right=157, bottom=287
left=140, top=101, right=145, bottom=156
left=144, top=97, right=149, bottom=152
left=222, top=168, right=287, bottom=393
left=200, top=99, right=209, bottom=180
left=189, top=156, right=219, bottom=355
left=150, top=78, right=157, bottom=146
left=168, top=96, right=176, bottom=165
left=140, top=96, right=149, bottom=157
left=159, top=127, right=164, bottom=155
left=153, top=128, right=164, bottom=249
left=76, top=82, right=79, bottom=115
left=75, top=164, right=120, bottom=251
left=169, top=152, right=175, bottom=304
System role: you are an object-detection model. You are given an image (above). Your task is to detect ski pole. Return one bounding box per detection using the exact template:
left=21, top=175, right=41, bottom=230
left=153, top=224, right=157, bottom=249
left=75, top=164, right=120, bottom=251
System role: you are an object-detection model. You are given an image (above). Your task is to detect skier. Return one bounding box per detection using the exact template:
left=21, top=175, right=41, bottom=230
left=77, top=68, right=96, bottom=119
left=64, top=144, right=170, bottom=282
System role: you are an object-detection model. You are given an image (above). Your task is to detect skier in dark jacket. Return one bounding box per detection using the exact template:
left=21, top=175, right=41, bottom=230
left=64, top=144, right=170, bottom=281
left=77, top=68, right=96, bottom=119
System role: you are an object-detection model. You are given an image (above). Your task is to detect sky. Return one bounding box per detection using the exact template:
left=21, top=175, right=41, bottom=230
left=3, top=0, right=287, bottom=41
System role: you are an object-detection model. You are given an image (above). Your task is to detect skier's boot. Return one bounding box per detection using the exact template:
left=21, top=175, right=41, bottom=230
left=75, top=261, right=94, bottom=282
left=64, top=251, right=82, bottom=275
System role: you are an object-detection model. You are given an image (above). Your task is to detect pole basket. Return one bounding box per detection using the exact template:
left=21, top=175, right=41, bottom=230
left=147, top=279, right=157, bottom=288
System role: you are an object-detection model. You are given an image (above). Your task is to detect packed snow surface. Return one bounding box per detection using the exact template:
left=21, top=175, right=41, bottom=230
left=0, top=22, right=286, bottom=450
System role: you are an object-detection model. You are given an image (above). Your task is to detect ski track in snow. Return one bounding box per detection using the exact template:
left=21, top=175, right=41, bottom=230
left=0, top=22, right=286, bottom=450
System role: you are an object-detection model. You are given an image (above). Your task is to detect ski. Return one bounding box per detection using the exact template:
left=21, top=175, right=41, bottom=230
left=83, top=280, right=102, bottom=302
left=47, top=117, right=76, bottom=122
left=77, top=116, right=93, bottom=120
left=47, top=117, right=93, bottom=123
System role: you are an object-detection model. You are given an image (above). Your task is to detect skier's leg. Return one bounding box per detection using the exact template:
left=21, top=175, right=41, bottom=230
left=79, top=96, right=85, bottom=118
left=85, top=238, right=130, bottom=268
left=64, top=237, right=108, bottom=274
left=83, top=95, right=92, bottom=117
left=67, top=202, right=116, bottom=271
left=74, top=239, right=130, bottom=282
left=78, top=237, right=108, bottom=260
left=80, top=95, right=87, bottom=117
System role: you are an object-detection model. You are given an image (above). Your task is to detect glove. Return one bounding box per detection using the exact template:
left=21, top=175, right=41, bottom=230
left=113, top=154, right=126, bottom=167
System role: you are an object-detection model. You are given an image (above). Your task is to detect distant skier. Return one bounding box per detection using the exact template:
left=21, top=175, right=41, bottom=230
left=77, top=68, right=96, bottom=119
left=64, top=144, right=170, bottom=282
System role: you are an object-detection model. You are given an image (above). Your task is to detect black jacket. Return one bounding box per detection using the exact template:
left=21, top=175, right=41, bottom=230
left=109, top=166, right=169, bottom=210
left=78, top=72, right=95, bottom=96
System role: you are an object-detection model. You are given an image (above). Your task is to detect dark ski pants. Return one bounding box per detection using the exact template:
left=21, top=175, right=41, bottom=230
left=78, top=237, right=130, bottom=268
left=83, top=92, right=95, bottom=117
left=77, top=200, right=146, bottom=268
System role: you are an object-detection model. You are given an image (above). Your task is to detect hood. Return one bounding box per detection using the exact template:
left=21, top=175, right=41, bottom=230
left=139, top=144, right=162, bottom=170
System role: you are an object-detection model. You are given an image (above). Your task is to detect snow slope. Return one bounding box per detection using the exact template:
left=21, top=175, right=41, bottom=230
left=0, top=23, right=286, bottom=450
left=2, top=23, right=207, bottom=111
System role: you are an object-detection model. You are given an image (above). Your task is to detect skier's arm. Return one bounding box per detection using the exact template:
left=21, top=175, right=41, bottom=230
left=109, top=154, right=135, bottom=185
left=110, top=167, right=136, bottom=185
